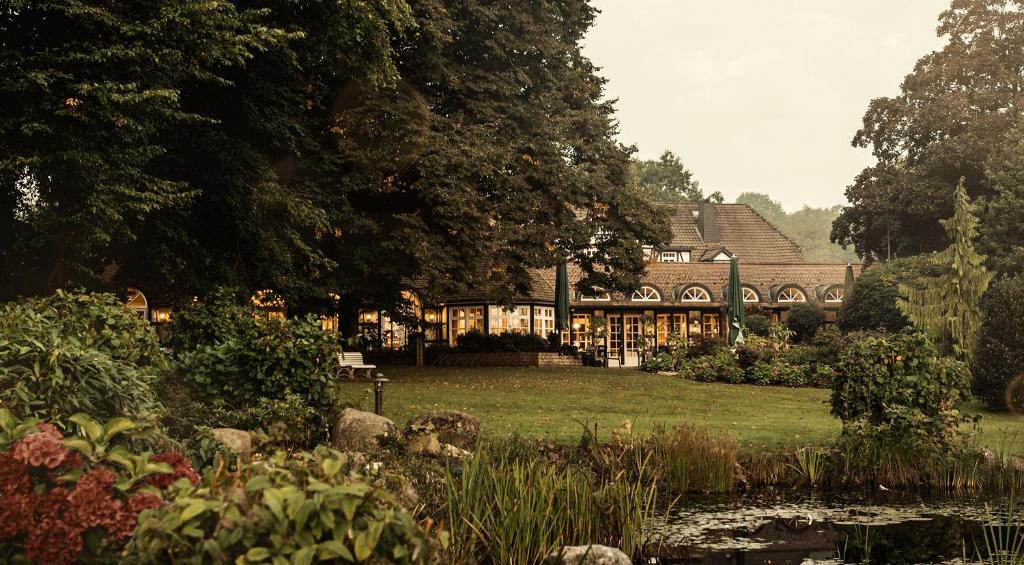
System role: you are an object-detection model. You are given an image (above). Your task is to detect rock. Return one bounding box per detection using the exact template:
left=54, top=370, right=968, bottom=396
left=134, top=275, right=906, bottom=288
left=407, top=432, right=442, bottom=456
left=331, top=408, right=402, bottom=452
left=211, top=428, right=251, bottom=455
left=441, top=443, right=473, bottom=460
left=543, top=545, right=631, bottom=565
left=405, top=410, right=480, bottom=450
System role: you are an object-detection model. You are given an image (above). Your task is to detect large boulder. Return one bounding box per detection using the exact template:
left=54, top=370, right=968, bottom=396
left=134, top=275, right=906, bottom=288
left=407, top=432, right=442, bottom=457
left=211, top=428, right=251, bottom=455
left=544, top=545, right=631, bottom=565
left=405, top=410, right=480, bottom=450
left=331, top=408, right=402, bottom=452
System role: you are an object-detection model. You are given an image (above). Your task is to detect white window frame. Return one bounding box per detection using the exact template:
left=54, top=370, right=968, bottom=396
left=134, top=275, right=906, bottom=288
left=677, top=286, right=711, bottom=302
left=660, top=251, right=679, bottom=263
left=777, top=287, right=807, bottom=303
left=824, top=286, right=844, bottom=303
left=489, top=305, right=530, bottom=335
left=742, top=287, right=759, bottom=303
left=580, top=291, right=611, bottom=302
left=631, top=286, right=661, bottom=302
left=450, top=306, right=484, bottom=344
left=533, top=306, right=555, bottom=337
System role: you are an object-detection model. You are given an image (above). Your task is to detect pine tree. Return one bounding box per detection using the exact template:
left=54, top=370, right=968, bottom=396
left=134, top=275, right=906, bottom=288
left=898, top=178, right=993, bottom=364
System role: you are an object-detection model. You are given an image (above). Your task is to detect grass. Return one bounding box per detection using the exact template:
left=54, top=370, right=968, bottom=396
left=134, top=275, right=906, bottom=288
left=345, top=366, right=1024, bottom=453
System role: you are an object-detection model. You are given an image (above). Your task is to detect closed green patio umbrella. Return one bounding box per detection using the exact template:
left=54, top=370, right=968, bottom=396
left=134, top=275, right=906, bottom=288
left=727, top=256, right=746, bottom=346
left=844, top=263, right=856, bottom=299
left=555, top=261, right=570, bottom=332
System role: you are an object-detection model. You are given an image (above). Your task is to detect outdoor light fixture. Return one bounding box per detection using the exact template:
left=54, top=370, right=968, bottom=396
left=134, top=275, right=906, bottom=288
left=152, top=307, right=172, bottom=323
left=373, top=374, right=389, bottom=415
left=425, top=311, right=437, bottom=322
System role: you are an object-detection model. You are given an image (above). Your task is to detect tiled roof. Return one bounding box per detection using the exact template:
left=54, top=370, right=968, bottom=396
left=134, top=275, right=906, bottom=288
left=659, top=203, right=805, bottom=263
left=567, top=262, right=861, bottom=307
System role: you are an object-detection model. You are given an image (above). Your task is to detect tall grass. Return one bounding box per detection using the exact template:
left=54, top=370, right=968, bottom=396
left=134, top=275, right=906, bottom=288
left=791, top=445, right=829, bottom=488
left=974, top=493, right=1024, bottom=564
left=655, top=424, right=737, bottom=494
left=444, top=444, right=658, bottom=564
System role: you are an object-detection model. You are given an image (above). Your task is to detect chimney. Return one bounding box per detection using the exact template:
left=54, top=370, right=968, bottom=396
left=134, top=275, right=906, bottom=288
left=697, top=202, right=719, bottom=243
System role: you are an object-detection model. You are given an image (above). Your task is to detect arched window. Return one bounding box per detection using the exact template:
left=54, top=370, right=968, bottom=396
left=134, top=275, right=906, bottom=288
left=631, top=286, right=661, bottom=302
left=777, top=287, right=807, bottom=303
left=742, top=286, right=760, bottom=303
left=676, top=285, right=711, bottom=302
left=126, top=288, right=148, bottom=319
left=824, top=286, right=844, bottom=303
left=580, top=291, right=610, bottom=302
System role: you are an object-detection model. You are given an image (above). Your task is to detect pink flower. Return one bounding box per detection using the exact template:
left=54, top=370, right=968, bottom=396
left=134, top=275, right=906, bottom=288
left=12, top=431, right=68, bottom=469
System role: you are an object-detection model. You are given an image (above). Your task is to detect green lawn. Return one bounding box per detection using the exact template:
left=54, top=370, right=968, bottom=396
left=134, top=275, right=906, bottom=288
left=338, top=366, right=1024, bottom=453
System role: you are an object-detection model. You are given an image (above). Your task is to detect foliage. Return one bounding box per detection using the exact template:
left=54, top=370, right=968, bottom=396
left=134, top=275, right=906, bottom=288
left=744, top=314, right=772, bottom=337
left=655, top=424, right=737, bottom=494
left=837, top=262, right=923, bottom=333
left=642, top=353, right=677, bottom=373
left=974, top=276, right=1024, bottom=410
left=684, top=349, right=743, bottom=384
left=831, top=332, right=972, bottom=451
left=744, top=361, right=809, bottom=387
left=124, top=448, right=441, bottom=564
left=898, top=180, right=993, bottom=364
left=632, top=150, right=706, bottom=203
left=454, top=331, right=550, bottom=353
left=444, top=443, right=655, bottom=563
left=767, top=322, right=795, bottom=351
left=736, top=193, right=857, bottom=262
left=831, top=0, right=1024, bottom=261
left=0, top=291, right=162, bottom=424
left=233, top=394, right=323, bottom=450
left=786, top=303, right=825, bottom=343
left=734, top=341, right=768, bottom=369
left=172, top=292, right=342, bottom=413
left=0, top=410, right=197, bottom=565
left=982, top=123, right=1024, bottom=275
left=686, top=335, right=725, bottom=358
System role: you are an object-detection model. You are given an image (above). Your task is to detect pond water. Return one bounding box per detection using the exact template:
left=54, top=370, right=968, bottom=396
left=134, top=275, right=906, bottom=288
left=647, top=493, right=1020, bottom=564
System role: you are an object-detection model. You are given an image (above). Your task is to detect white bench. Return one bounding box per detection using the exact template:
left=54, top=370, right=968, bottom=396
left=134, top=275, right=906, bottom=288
left=336, top=351, right=376, bottom=379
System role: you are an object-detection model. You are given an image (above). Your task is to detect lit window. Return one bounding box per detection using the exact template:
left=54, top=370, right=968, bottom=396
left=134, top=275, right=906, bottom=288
left=580, top=291, right=610, bottom=301
left=570, top=314, right=592, bottom=350
left=742, top=287, right=759, bottom=303
left=533, top=306, right=555, bottom=337
left=660, top=251, right=678, bottom=263
left=126, top=288, right=149, bottom=319
left=777, top=287, right=807, bottom=303
left=631, top=286, right=661, bottom=302
left=489, top=305, right=530, bottom=335
left=450, top=306, right=484, bottom=344
left=824, top=287, right=844, bottom=303
left=676, top=286, right=711, bottom=302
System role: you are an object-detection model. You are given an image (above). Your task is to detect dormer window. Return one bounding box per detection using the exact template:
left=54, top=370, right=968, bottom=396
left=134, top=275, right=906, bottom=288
left=580, top=291, right=611, bottom=302
left=824, top=286, right=845, bottom=303
left=676, top=285, right=711, bottom=302
left=742, top=286, right=759, bottom=303
left=777, top=287, right=807, bottom=303
left=660, top=251, right=678, bottom=263
left=631, top=286, right=661, bottom=302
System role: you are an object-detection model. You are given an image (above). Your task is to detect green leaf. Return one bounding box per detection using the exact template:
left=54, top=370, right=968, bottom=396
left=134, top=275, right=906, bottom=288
left=180, top=500, right=208, bottom=522
left=317, top=540, right=353, bottom=561
left=69, top=413, right=102, bottom=441
left=246, top=547, right=272, bottom=562
left=291, top=545, right=315, bottom=565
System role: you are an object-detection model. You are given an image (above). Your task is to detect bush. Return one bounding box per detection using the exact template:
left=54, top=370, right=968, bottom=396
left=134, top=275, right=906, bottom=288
left=0, top=410, right=197, bottom=564
left=974, top=276, right=1024, bottom=410
left=0, top=291, right=163, bottom=424
left=831, top=331, right=972, bottom=450
left=786, top=303, right=825, bottom=343
left=642, top=353, right=677, bottom=373
left=173, top=296, right=342, bottom=413
left=836, top=257, right=938, bottom=334
left=744, top=361, right=807, bottom=387
left=686, top=335, right=725, bottom=358
left=455, top=331, right=549, bottom=353
left=734, top=340, right=769, bottom=369
left=684, top=349, right=742, bottom=383
left=744, top=314, right=772, bottom=337
left=125, top=448, right=441, bottom=563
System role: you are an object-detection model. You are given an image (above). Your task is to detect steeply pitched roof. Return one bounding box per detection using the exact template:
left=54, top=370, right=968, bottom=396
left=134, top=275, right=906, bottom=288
left=659, top=203, right=805, bottom=263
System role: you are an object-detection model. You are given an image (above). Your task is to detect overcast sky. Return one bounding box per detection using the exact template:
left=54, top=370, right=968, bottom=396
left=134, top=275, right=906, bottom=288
left=582, top=1, right=950, bottom=212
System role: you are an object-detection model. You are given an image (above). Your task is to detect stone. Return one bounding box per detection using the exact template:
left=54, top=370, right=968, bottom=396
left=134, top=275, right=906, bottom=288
left=211, top=428, right=251, bottom=455
left=331, top=408, right=402, bottom=452
left=405, top=410, right=480, bottom=450
left=543, top=545, right=632, bottom=565
left=407, top=432, right=442, bottom=456
left=441, top=443, right=473, bottom=460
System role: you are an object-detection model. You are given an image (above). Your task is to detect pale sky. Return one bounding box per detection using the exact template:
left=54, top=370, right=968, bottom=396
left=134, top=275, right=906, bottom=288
left=583, top=1, right=950, bottom=211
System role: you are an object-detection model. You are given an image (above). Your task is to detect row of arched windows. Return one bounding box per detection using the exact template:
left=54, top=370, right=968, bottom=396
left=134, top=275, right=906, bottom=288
left=581, top=284, right=844, bottom=304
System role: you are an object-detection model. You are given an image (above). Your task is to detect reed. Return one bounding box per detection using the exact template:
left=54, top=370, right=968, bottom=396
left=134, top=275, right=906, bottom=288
left=655, top=424, right=737, bottom=494
left=790, top=445, right=829, bottom=488
left=444, top=444, right=658, bottom=564
left=974, top=493, right=1024, bottom=565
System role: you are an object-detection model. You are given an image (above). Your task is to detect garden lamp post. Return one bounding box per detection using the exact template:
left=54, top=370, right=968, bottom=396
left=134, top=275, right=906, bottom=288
left=373, top=374, right=389, bottom=415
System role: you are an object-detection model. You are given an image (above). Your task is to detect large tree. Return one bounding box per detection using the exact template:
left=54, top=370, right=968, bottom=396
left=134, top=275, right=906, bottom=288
left=2, top=1, right=668, bottom=315
left=631, top=150, right=715, bottom=203
left=832, top=0, right=1024, bottom=262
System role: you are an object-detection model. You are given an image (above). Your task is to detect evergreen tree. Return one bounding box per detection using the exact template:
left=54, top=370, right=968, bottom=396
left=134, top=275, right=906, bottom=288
left=898, top=178, right=993, bottom=364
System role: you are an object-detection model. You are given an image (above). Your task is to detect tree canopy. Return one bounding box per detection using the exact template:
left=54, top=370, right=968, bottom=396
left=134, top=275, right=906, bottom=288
left=736, top=193, right=858, bottom=263
left=631, top=150, right=721, bottom=203
left=0, top=0, right=669, bottom=313
left=831, top=0, right=1024, bottom=263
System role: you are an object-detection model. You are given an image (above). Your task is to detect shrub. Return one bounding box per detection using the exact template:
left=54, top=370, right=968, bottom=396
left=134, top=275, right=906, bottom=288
left=685, top=349, right=742, bottom=383
left=124, top=448, right=441, bottom=563
left=734, top=340, right=768, bottom=369
left=234, top=393, right=323, bottom=449
left=0, top=291, right=163, bottom=424
left=744, top=314, right=772, bottom=337
left=686, top=335, right=725, bottom=358
left=786, top=303, right=825, bottom=342
left=744, top=361, right=807, bottom=387
left=455, top=331, right=549, bottom=353
left=642, top=353, right=677, bottom=373
left=831, top=331, right=972, bottom=451
left=174, top=307, right=342, bottom=413
left=836, top=257, right=938, bottom=334
left=0, top=410, right=197, bottom=565
left=973, top=276, right=1024, bottom=410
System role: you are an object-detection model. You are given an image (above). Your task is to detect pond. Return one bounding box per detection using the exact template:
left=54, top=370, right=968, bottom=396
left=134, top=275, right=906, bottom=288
left=647, top=493, right=1020, bottom=564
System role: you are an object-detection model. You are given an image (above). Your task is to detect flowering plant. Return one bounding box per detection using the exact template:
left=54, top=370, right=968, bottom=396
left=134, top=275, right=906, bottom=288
left=0, top=410, right=198, bottom=565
